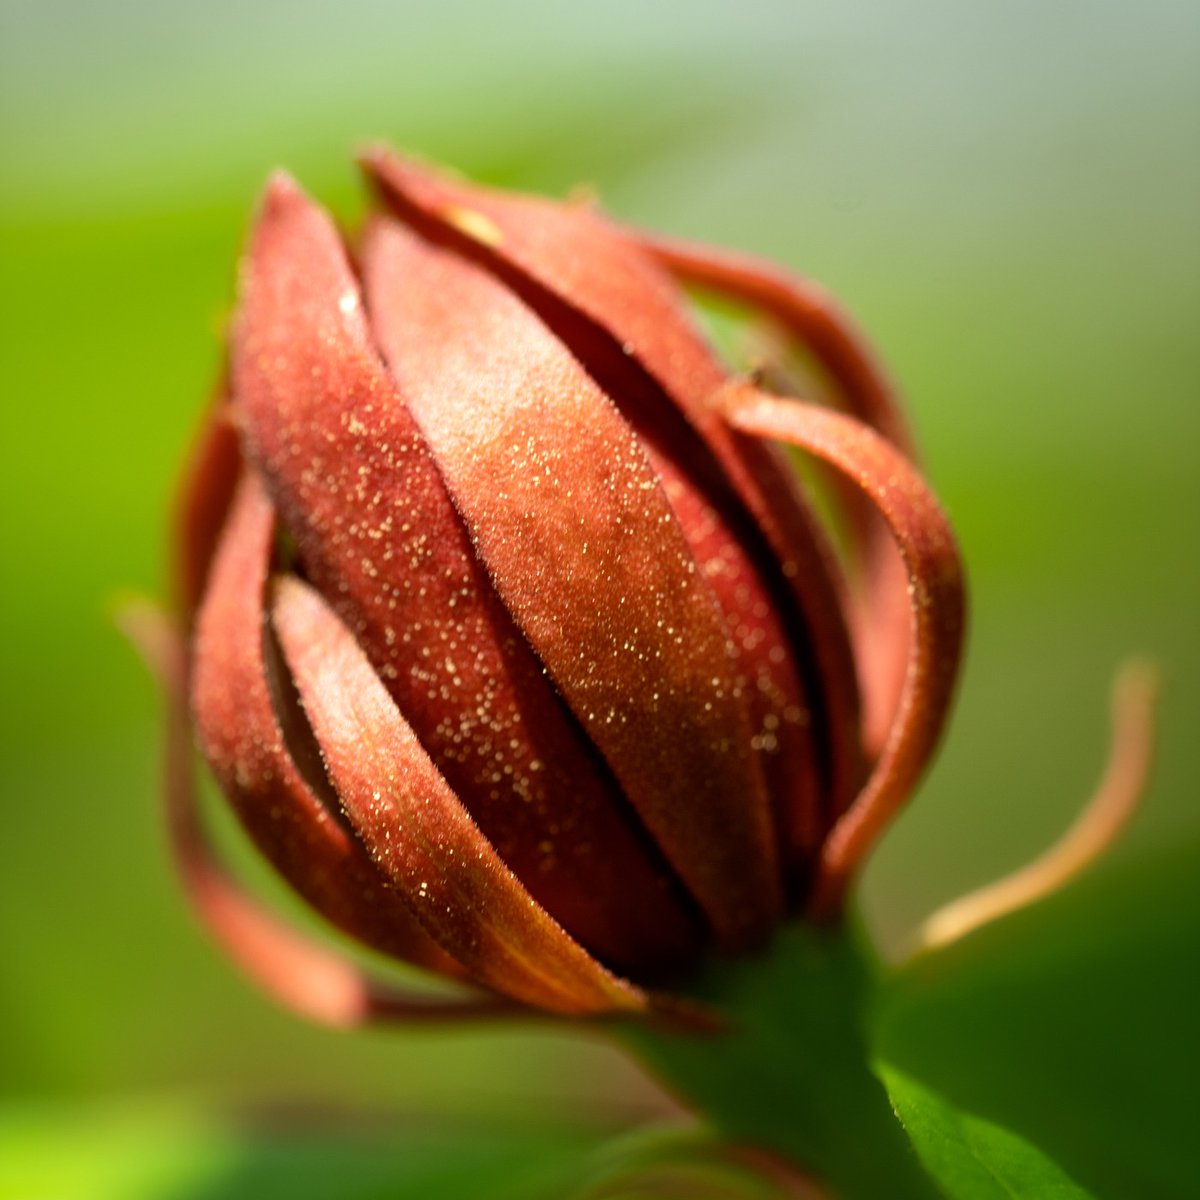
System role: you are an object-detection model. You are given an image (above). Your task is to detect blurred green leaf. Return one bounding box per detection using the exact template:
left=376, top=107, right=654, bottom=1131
left=877, top=845, right=1200, bottom=1199
left=0, top=1101, right=612, bottom=1200
left=879, top=1066, right=1091, bottom=1200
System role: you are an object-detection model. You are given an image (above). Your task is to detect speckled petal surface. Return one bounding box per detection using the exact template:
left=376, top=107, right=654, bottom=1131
left=361, top=149, right=862, bottom=822
left=272, top=574, right=651, bottom=1016
left=124, top=601, right=508, bottom=1027
left=190, top=473, right=458, bottom=971
left=230, top=175, right=700, bottom=973
left=643, top=448, right=825, bottom=870
left=642, top=236, right=917, bottom=761
left=361, top=218, right=782, bottom=946
left=721, top=388, right=966, bottom=914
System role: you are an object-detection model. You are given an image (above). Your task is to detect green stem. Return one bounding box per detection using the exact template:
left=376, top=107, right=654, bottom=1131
left=616, top=921, right=938, bottom=1199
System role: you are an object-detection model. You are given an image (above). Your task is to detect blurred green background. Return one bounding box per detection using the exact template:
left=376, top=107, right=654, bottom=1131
left=2, top=1, right=1197, bottom=1195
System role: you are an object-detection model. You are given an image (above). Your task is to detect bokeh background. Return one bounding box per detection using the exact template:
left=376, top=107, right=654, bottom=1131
left=2, top=1, right=1197, bottom=1196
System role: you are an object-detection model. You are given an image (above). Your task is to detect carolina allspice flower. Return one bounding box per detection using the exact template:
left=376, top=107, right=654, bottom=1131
left=170, top=149, right=966, bottom=1024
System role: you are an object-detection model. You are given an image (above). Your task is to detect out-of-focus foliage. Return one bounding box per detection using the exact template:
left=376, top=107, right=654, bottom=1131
left=1, top=0, right=1196, bottom=1192
left=0, top=1104, right=617, bottom=1200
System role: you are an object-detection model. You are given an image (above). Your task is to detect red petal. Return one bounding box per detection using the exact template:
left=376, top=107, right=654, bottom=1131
left=360, top=217, right=782, bottom=945
left=638, top=235, right=914, bottom=451
left=191, top=472, right=459, bottom=972
left=721, top=387, right=966, bottom=914
left=121, top=598, right=512, bottom=1027
left=646, top=450, right=826, bottom=872
left=230, top=174, right=701, bottom=972
left=361, top=150, right=863, bottom=822
left=174, top=397, right=240, bottom=620
left=271, top=574, right=651, bottom=1016
left=641, top=236, right=917, bottom=761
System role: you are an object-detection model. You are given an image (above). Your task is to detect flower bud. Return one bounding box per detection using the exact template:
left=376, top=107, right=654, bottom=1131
left=172, top=150, right=965, bottom=1020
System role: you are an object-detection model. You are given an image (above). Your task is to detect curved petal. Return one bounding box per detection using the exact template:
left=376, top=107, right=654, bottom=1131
left=913, top=660, right=1159, bottom=955
left=635, top=234, right=913, bottom=452
left=721, top=386, right=966, bottom=915
left=174, top=398, right=240, bottom=621
left=639, top=234, right=916, bottom=762
left=361, top=148, right=863, bottom=826
left=271, top=574, right=652, bottom=1017
left=359, top=217, right=782, bottom=945
left=643, top=447, right=825, bottom=872
left=120, top=598, right=507, bottom=1027
left=191, top=471, right=460, bottom=973
left=231, top=173, right=702, bottom=973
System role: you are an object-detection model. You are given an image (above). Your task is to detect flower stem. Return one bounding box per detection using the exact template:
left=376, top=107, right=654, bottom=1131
left=616, top=921, right=937, bottom=1199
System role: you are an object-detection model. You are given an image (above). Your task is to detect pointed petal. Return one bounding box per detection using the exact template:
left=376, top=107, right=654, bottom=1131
left=272, top=574, right=651, bottom=1016
left=120, top=598, right=514, bottom=1026
left=361, top=148, right=864, bottom=824
left=361, top=218, right=782, bottom=945
left=230, top=174, right=700, bottom=972
left=640, top=235, right=917, bottom=760
left=191, top=472, right=459, bottom=972
left=721, top=387, right=966, bottom=914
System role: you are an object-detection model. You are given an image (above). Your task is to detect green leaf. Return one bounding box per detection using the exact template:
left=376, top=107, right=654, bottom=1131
left=878, top=1065, right=1092, bottom=1200
left=619, top=924, right=940, bottom=1200
left=877, top=844, right=1200, bottom=1198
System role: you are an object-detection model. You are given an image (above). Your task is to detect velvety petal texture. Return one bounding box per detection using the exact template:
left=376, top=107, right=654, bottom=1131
left=231, top=175, right=701, bottom=975
left=360, top=217, right=781, bottom=945
left=361, top=151, right=862, bottom=826
left=172, top=150, right=967, bottom=1019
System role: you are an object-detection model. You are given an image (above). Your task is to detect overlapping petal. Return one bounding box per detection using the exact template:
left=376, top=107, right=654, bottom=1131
left=719, top=386, right=966, bottom=913
left=122, top=598, right=513, bottom=1027
left=170, top=151, right=973, bottom=1018
left=272, top=574, right=652, bottom=1015
left=361, top=149, right=862, bottom=832
left=174, top=400, right=240, bottom=618
left=230, top=174, right=701, bottom=973
left=191, top=473, right=458, bottom=970
left=360, top=216, right=782, bottom=944
left=640, top=236, right=918, bottom=760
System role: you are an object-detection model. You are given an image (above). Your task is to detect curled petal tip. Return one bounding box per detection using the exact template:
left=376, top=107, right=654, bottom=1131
left=356, top=145, right=435, bottom=193
left=911, top=656, right=1160, bottom=957
left=717, top=384, right=966, bottom=917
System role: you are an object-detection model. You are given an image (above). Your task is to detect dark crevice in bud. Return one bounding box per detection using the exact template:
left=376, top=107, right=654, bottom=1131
left=263, top=420, right=711, bottom=974
left=292, top=536, right=710, bottom=984
left=272, top=523, right=301, bottom=575
left=232, top=176, right=712, bottom=975
left=350, top=220, right=777, bottom=955
left=363, top=184, right=838, bottom=825
left=274, top=511, right=709, bottom=982
left=259, top=573, right=359, bottom=845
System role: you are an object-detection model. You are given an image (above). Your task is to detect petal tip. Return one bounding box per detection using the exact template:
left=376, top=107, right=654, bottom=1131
left=255, top=171, right=314, bottom=232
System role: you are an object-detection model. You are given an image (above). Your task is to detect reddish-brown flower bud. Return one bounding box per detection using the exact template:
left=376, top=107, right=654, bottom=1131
left=170, top=151, right=966, bottom=1020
